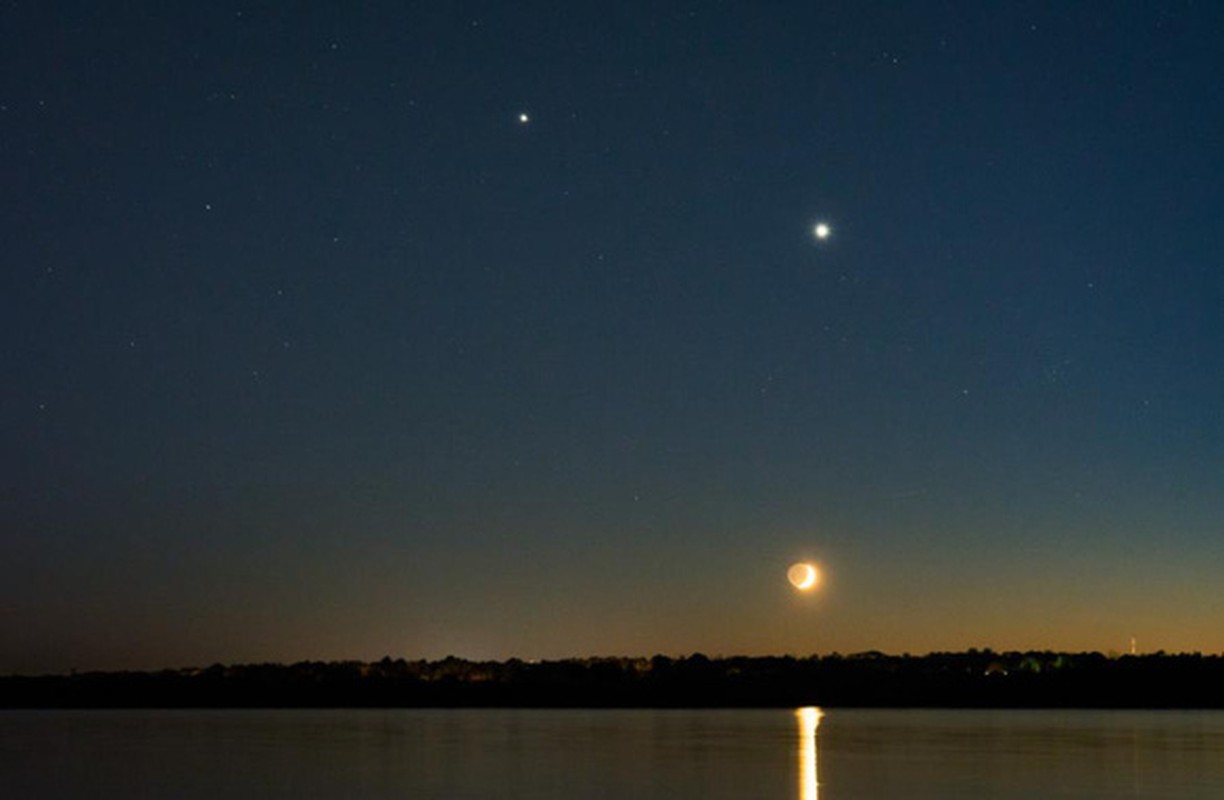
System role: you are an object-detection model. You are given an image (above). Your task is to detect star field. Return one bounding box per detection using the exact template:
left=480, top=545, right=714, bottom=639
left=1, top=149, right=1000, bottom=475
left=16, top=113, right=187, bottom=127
left=2, top=2, right=1224, bottom=673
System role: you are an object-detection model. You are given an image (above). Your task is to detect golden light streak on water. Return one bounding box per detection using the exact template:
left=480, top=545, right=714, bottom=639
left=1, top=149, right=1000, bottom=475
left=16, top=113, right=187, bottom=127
left=796, top=706, right=823, bottom=800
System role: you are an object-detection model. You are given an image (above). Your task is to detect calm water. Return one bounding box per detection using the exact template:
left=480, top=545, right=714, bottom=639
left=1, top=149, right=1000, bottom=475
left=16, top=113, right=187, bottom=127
left=3, top=708, right=1224, bottom=798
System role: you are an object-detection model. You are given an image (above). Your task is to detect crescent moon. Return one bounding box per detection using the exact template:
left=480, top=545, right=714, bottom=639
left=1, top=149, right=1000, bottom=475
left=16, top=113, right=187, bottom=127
left=788, top=562, right=819, bottom=591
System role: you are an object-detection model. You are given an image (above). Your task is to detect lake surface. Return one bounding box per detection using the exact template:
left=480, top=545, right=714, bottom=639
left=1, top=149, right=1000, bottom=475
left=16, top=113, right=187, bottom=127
left=3, top=708, right=1224, bottom=798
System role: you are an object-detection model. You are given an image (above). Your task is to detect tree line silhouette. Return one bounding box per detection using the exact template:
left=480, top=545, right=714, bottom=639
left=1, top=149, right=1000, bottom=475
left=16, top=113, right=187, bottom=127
left=5, top=650, right=1224, bottom=708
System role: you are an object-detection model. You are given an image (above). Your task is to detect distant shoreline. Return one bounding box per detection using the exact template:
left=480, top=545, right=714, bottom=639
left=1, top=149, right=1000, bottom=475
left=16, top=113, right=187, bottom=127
left=5, top=650, right=1224, bottom=709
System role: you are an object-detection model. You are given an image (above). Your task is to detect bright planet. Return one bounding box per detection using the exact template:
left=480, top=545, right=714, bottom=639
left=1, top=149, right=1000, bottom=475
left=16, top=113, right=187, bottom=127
left=787, top=562, right=821, bottom=591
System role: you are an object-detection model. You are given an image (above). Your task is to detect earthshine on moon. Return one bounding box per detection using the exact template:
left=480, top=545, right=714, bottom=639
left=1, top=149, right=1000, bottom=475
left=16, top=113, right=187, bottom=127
left=788, top=562, right=820, bottom=591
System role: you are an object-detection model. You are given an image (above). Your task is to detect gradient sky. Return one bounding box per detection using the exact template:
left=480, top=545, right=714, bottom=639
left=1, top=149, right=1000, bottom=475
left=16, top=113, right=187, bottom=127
left=3, top=2, right=1224, bottom=673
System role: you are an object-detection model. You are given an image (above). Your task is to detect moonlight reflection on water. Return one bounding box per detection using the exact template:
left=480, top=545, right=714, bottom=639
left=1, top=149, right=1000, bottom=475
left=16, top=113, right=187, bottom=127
left=797, top=707, right=822, bottom=800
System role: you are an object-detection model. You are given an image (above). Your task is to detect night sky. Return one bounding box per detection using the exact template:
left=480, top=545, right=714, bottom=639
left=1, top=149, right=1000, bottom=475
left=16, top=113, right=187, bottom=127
left=4, top=2, right=1224, bottom=674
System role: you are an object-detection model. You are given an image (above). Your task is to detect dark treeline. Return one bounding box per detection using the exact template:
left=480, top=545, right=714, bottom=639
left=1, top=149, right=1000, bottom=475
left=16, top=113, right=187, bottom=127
left=5, top=650, right=1224, bottom=708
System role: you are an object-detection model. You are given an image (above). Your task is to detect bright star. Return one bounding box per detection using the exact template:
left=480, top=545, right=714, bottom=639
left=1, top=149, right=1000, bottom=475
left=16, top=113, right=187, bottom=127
left=518, top=112, right=530, bottom=124
left=813, top=222, right=831, bottom=240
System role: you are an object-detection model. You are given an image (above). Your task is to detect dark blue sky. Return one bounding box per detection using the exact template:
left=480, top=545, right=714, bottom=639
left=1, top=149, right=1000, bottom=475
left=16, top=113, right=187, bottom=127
left=3, top=2, right=1224, bottom=672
